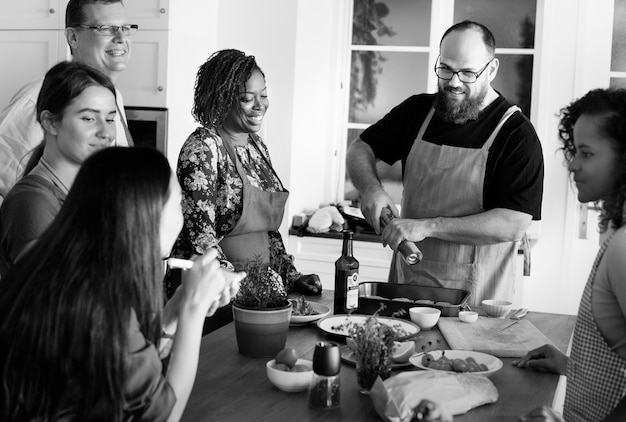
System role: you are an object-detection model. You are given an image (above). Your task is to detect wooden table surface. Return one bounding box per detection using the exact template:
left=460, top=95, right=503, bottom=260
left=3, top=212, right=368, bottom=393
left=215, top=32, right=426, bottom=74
left=181, top=291, right=576, bottom=422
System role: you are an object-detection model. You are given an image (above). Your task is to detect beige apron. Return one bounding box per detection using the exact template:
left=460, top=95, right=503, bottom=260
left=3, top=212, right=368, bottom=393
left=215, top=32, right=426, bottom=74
left=390, top=105, right=520, bottom=307
left=218, top=134, right=289, bottom=269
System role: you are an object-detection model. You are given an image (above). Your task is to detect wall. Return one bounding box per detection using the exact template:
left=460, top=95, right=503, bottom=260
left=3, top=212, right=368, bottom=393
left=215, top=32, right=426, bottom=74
left=165, top=2, right=218, bottom=166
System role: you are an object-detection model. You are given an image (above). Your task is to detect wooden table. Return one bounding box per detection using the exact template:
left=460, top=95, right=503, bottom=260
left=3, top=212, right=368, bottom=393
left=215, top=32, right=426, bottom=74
left=181, top=292, right=576, bottom=422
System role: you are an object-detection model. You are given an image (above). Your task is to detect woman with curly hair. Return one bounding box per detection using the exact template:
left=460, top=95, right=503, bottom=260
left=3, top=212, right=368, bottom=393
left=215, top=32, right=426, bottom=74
left=515, top=88, right=626, bottom=422
left=0, top=147, right=243, bottom=421
left=167, top=49, right=321, bottom=327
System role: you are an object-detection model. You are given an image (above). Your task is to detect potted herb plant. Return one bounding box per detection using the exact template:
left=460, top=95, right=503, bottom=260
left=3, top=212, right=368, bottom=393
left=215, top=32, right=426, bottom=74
left=232, top=255, right=292, bottom=357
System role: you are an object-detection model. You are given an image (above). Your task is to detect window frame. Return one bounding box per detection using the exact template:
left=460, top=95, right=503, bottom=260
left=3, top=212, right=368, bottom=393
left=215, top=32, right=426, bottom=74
left=335, top=0, right=541, bottom=204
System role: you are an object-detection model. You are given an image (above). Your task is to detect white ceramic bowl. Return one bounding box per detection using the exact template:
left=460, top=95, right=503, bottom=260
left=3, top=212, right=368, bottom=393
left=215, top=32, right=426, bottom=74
left=481, top=300, right=513, bottom=318
left=266, top=358, right=313, bottom=392
left=458, top=311, right=478, bottom=323
left=409, top=307, right=441, bottom=330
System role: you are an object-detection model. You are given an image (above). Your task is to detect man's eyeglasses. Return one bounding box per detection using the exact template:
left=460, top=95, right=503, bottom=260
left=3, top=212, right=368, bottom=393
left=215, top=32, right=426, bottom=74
left=73, top=24, right=139, bottom=36
left=434, top=58, right=494, bottom=84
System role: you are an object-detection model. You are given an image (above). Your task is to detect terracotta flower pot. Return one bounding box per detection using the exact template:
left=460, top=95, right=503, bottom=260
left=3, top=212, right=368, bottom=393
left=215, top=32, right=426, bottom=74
left=232, top=302, right=292, bottom=357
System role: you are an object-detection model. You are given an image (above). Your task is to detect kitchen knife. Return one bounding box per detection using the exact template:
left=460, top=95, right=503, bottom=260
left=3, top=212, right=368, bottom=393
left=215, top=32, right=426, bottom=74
left=497, top=308, right=529, bottom=332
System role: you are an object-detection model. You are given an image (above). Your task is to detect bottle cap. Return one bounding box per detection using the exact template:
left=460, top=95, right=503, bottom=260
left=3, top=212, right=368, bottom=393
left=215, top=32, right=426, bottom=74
left=312, top=341, right=341, bottom=376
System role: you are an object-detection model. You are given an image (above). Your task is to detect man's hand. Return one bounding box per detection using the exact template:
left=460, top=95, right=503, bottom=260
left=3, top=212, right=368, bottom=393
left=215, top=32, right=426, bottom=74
left=414, top=399, right=453, bottom=422
left=360, top=189, right=398, bottom=234
left=294, top=274, right=322, bottom=295
left=381, top=217, right=432, bottom=250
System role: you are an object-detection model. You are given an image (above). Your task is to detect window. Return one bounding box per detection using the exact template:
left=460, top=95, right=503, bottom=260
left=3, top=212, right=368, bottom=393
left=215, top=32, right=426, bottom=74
left=342, top=0, right=537, bottom=205
left=610, top=0, right=626, bottom=88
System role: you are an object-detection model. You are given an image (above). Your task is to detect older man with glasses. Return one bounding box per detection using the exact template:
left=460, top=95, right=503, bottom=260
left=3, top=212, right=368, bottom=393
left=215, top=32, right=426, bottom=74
left=0, top=0, right=136, bottom=206
left=347, top=20, right=544, bottom=307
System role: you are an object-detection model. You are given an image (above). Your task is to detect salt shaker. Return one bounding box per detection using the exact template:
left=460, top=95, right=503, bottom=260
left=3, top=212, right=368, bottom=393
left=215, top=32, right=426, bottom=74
left=308, top=341, right=341, bottom=409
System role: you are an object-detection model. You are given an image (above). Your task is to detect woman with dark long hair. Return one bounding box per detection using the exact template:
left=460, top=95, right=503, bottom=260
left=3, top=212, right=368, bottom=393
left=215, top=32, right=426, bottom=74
left=516, top=88, right=626, bottom=422
left=0, top=60, right=117, bottom=277
left=0, top=147, right=243, bottom=421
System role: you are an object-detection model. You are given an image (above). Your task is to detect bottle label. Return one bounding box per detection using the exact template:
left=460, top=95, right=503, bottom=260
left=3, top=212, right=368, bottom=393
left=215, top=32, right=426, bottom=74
left=346, top=272, right=359, bottom=309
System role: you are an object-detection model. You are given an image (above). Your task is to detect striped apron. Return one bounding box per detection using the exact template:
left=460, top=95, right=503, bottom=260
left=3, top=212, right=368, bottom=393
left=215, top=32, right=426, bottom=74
left=390, top=105, right=520, bottom=307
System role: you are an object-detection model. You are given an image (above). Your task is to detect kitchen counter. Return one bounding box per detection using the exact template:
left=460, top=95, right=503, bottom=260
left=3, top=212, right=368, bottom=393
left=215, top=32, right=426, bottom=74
left=289, top=224, right=382, bottom=243
left=181, top=291, right=576, bottom=421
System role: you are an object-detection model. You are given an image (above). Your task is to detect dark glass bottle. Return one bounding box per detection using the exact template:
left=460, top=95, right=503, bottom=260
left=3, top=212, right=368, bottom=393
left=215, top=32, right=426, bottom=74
left=334, top=230, right=359, bottom=314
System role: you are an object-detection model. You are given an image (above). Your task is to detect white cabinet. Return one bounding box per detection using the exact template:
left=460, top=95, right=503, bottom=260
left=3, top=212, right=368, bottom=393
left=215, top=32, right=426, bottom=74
left=0, top=31, right=66, bottom=108
left=115, top=30, right=168, bottom=107
left=125, top=0, right=170, bottom=30
left=0, top=1, right=65, bottom=29
left=289, top=235, right=393, bottom=291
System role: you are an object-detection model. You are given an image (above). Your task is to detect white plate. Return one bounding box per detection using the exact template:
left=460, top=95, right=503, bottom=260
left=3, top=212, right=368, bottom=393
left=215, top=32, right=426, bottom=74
left=340, top=345, right=413, bottom=369
left=409, top=350, right=503, bottom=378
left=289, top=302, right=331, bottom=325
left=316, top=314, right=420, bottom=338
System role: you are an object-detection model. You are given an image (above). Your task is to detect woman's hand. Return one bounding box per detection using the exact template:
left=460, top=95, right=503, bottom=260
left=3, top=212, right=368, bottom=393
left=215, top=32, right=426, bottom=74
left=294, top=274, right=322, bottom=295
left=519, top=405, right=564, bottom=422
left=181, top=249, right=245, bottom=316
left=512, top=344, right=568, bottom=375
left=414, top=399, right=453, bottom=422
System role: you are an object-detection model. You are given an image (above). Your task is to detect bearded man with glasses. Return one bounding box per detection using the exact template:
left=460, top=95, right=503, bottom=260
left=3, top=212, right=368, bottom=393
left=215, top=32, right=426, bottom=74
left=347, top=21, right=544, bottom=307
left=0, top=0, right=136, bottom=207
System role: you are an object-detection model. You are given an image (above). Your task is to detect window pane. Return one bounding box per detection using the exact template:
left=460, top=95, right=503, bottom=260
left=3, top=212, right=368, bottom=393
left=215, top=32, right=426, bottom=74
left=454, top=0, right=536, bottom=48
left=492, top=54, right=533, bottom=117
left=612, top=0, right=626, bottom=71
left=344, top=129, right=403, bottom=204
left=610, top=77, right=626, bottom=89
left=349, top=51, right=429, bottom=124
left=352, top=0, right=431, bottom=46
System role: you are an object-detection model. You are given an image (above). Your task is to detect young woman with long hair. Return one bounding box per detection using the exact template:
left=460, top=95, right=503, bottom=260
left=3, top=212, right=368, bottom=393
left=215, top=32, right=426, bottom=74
left=0, top=60, right=117, bottom=277
left=0, top=146, right=243, bottom=421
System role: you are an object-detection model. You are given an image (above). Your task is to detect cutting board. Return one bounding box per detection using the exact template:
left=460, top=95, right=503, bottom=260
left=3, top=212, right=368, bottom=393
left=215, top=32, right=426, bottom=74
left=437, top=316, right=555, bottom=358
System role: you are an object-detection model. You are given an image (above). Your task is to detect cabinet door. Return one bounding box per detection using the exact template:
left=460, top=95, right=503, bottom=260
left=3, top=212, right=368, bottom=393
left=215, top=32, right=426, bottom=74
left=124, top=0, right=169, bottom=30
left=289, top=236, right=392, bottom=291
left=0, top=31, right=63, bottom=108
left=0, top=1, right=64, bottom=29
left=115, top=30, right=168, bottom=107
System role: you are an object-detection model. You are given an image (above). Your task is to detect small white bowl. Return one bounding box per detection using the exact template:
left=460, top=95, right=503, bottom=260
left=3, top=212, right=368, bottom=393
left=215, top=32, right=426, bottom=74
left=409, top=307, right=441, bottom=330
left=266, top=358, right=313, bottom=392
left=458, top=311, right=478, bottom=323
left=481, top=300, right=513, bottom=319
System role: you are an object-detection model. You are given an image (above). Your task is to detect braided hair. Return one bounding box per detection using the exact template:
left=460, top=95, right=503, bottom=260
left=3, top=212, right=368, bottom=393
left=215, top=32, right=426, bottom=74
left=558, top=88, right=626, bottom=231
left=193, top=49, right=265, bottom=129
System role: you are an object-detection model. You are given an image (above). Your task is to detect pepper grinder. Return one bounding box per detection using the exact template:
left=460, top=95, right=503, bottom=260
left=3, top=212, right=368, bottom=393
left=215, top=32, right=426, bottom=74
left=308, top=341, right=341, bottom=409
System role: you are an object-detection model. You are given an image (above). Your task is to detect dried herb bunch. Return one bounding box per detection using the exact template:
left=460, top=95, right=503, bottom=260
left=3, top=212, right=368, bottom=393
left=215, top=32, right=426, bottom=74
left=345, top=306, right=410, bottom=390
left=233, top=255, right=289, bottom=309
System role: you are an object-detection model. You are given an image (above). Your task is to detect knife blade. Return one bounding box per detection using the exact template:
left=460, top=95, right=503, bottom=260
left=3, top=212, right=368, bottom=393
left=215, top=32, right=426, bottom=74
left=497, top=308, right=529, bottom=332
left=497, top=319, right=521, bottom=332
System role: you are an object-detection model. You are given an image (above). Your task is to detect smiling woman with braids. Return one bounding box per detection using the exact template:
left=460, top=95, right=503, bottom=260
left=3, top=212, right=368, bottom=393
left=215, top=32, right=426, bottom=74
left=167, top=49, right=321, bottom=328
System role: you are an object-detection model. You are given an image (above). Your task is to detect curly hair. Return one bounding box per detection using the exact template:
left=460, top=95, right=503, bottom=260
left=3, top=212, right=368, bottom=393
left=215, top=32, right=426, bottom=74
left=192, top=49, right=265, bottom=128
left=558, top=88, right=626, bottom=231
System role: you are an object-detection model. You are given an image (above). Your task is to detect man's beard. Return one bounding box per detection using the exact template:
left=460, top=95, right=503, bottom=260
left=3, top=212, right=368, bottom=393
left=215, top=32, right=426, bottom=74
left=434, top=85, right=487, bottom=124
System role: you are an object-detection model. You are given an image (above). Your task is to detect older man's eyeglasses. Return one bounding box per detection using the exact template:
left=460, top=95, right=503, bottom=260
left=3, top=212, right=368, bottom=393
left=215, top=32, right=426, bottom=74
left=434, top=59, right=493, bottom=84
left=73, top=24, right=139, bottom=36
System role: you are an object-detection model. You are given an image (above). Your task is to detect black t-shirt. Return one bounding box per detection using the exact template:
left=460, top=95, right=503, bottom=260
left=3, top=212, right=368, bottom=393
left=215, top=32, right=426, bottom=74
left=360, top=93, right=544, bottom=220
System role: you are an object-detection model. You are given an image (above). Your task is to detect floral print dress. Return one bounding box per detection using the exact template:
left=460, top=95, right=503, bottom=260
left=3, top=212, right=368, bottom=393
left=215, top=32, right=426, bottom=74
left=171, top=126, right=300, bottom=292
